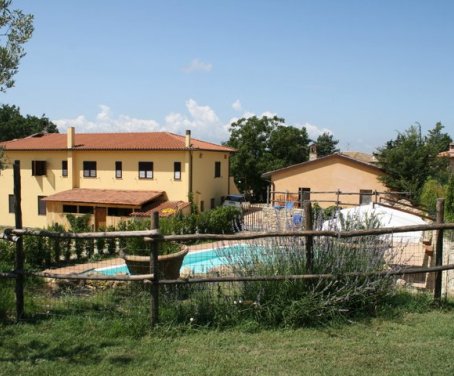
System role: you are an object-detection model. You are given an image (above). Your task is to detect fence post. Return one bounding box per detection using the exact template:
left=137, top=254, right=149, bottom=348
left=150, top=211, right=160, bottom=327
left=303, top=201, right=313, bottom=273
left=434, top=198, right=445, bottom=302
left=13, top=161, right=25, bottom=321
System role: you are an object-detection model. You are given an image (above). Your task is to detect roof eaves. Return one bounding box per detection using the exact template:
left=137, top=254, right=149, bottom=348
left=261, top=153, right=383, bottom=179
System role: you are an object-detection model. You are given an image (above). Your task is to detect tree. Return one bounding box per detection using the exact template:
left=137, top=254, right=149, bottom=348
left=0, top=104, right=58, bottom=142
left=0, top=105, right=58, bottom=169
left=425, top=122, right=452, bottom=184
left=0, top=0, right=34, bottom=92
left=374, top=123, right=452, bottom=204
left=269, top=124, right=310, bottom=168
left=419, top=178, right=446, bottom=215
left=446, top=175, right=454, bottom=223
left=224, top=116, right=310, bottom=201
left=315, top=132, right=339, bottom=157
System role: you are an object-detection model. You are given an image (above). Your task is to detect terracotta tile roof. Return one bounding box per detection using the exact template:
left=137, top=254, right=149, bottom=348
left=0, top=131, right=235, bottom=152
left=43, top=189, right=163, bottom=207
left=340, top=151, right=378, bottom=164
left=438, top=145, right=454, bottom=158
left=261, top=152, right=383, bottom=178
left=131, top=200, right=190, bottom=217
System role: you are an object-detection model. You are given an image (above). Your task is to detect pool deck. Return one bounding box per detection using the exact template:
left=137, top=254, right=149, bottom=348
left=42, top=240, right=243, bottom=276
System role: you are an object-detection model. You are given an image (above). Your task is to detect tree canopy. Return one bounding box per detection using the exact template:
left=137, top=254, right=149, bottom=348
left=0, top=104, right=58, bottom=142
left=224, top=116, right=310, bottom=201
left=0, top=105, right=58, bottom=169
left=315, top=132, right=339, bottom=157
left=374, top=123, right=452, bottom=204
left=0, top=0, right=34, bottom=92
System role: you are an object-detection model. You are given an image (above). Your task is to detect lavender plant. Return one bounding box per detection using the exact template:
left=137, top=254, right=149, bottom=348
left=168, top=210, right=403, bottom=328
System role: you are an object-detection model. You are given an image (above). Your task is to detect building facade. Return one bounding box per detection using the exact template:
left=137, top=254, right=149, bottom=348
left=0, top=128, right=235, bottom=229
left=262, top=152, right=388, bottom=208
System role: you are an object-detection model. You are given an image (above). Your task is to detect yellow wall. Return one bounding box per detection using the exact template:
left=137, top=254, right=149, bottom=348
left=191, top=150, right=231, bottom=211
left=271, top=156, right=387, bottom=208
left=0, top=151, right=72, bottom=228
left=74, top=150, right=190, bottom=201
left=0, top=148, right=231, bottom=227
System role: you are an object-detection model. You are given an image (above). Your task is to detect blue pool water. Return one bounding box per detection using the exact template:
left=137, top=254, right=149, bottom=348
left=95, top=244, right=253, bottom=276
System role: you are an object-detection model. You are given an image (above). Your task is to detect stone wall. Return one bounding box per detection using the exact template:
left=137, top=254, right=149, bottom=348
left=443, top=235, right=454, bottom=297
left=261, top=206, right=304, bottom=232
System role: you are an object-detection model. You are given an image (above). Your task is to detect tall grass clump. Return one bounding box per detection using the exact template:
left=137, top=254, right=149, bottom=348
left=163, top=210, right=401, bottom=328
left=0, top=239, right=15, bottom=321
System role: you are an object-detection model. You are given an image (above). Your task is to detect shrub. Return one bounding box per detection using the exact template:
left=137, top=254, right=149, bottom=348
left=96, top=227, right=106, bottom=255
left=23, top=234, right=50, bottom=269
left=0, top=280, right=14, bottom=321
left=47, top=223, right=66, bottom=264
left=66, top=214, right=91, bottom=260
left=162, top=210, right=399, bottom=328
left=0, top=239, right=15, bottom=272
left=106, top=225, right=117, bottom=255
left=420, top=178, right=446, bottom=215
left=446, top=175, right=454, bottom=223
left=116, top=206, right=242, bottom=256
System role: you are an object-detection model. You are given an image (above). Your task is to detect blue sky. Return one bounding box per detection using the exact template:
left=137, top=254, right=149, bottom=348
left=2, top=0, right=454, bottom=152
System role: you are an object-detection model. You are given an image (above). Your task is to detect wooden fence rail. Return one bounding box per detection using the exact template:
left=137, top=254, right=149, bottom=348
left=3, top=222, right=454, bottom=241
left=1, top=195, right=453, bottom=324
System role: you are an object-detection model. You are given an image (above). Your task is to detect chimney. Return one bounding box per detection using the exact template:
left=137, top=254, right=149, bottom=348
left=67, top=127, right=75, bottom=149
left=185, top=129, right=191, bottom=148
left=309, top=143, right=317, bottom=161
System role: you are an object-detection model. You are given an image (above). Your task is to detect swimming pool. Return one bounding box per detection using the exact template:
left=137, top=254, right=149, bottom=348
left=94, top=244, right=253, bottom=276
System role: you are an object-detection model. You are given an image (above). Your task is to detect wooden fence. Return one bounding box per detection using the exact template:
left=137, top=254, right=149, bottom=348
left=2, top=200, right=454, bottom=326
left=267, top=188, right=419, bottom=211
left=1, top=162, right=454, bottom=325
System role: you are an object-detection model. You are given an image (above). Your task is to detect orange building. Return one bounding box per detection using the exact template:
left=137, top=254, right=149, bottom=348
left=262, top=152, right=388, bottom=208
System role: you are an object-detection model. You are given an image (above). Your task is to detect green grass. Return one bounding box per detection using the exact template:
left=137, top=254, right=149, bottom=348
left=1, top=297, right=454, bottom=375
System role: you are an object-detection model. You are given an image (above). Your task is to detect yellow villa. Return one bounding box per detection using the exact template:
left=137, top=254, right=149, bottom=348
left=0, top=128, right=235, bottom=229
left=262, top=151, right=388, bottom=208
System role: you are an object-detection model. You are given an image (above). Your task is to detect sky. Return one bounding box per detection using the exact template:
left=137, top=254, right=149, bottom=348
left=2, top=0, right=454, bottom=152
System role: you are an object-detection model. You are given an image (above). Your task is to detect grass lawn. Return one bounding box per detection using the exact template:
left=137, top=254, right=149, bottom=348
left=1, top=305, right=454, bottom=376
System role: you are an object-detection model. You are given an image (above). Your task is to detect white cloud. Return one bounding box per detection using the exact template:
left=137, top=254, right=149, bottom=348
left=260, top=111, right=277, bottom=118
left=185, top=99, right=219, bottom=124
left=182, top=58, right=212, bottom=73
left=298, top=122, right=333, bottom=140
left=55, top=105, right=160, bottom=134
left=232, top=99, right=242, bottom=112
left=54, top=100, right=229, bottom=144
left=54, top=102, right=334, bottom=147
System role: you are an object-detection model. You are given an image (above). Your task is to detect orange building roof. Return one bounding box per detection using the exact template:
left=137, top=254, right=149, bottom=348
left=43, top=189, right=163, bottom=207
left=0, top=131, right=235, bottom=152
left=261, top=152, right=383, bottom=179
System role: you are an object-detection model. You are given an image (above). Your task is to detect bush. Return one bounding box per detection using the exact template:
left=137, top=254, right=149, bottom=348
left=66, top=214, right=91, bottom=260
left=0, top=280, right=14, bottom=321
left=446, top=175, right=454, bottom=223
left=23, top=235, right=50, bottom=269
left=420, top=178, right=446, bottom=215
left=116, top=206, right=242, bottom=256
left=0, top=239, right=15, bottom=272
left=47, top=223, right=66, bottom=264
left=161, top=211, right=398, bottom=328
